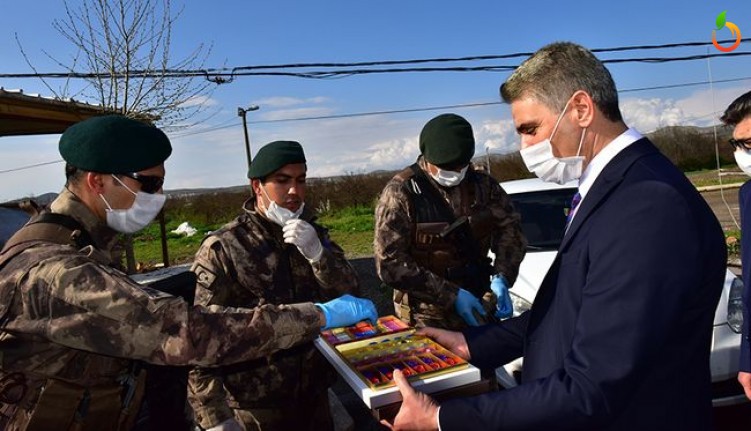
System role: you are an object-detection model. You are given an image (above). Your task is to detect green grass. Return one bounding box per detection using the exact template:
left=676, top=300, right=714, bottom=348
left=131, top=220, right=218, bottom=267
left=132, top=205, right=377, bottom=267
left=317, top=205, right=374, bottom=232
left=327, top=230, right=375, bottom=258
left=318, top=205, right=375, bottom=258
left=685, top=166, right=747, bottom=188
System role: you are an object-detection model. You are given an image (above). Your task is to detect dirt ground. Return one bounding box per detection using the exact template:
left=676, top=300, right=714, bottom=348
left=701, top=185, right=742, bottom=232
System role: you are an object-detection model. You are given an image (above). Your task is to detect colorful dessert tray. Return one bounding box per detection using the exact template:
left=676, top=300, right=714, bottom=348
left=315, top=315, right=481, bottom=408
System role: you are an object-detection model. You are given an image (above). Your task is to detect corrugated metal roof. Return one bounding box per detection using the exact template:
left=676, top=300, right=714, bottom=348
left=0, top=87, right=111, bottom=136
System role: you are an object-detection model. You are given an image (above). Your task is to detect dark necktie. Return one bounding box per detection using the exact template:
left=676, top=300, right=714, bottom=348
left=566, top=192, right=582, bottom=228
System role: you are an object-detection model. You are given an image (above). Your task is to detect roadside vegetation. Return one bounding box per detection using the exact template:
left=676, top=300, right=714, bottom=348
left=130, top=125, right=741, bottom=270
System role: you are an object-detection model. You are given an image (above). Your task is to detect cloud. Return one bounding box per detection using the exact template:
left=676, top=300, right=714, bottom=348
left=179, top=94, right=219, bottom=107
left=620, top=97, right=688, bottom=133
left=621, top=84, right=749, bottom=132
left=272, top=115, right=422, bottom=177
left=674, top=86, right=746, bottom=125
left=477, top=119, right=518, bottom=155
left=253, top=96, right=329, bottom=108
left=256, top=106, right=337, bottom=121
left=364, top=137, right=420, bottom=167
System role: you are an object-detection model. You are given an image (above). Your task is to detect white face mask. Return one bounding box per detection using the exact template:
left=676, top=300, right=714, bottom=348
left=430, top=165, right=468, bottom=187
left=260, top=184, right=304, bottom=226
left=99, top=175, right=166, bottom=233
left=519, top=98, right=587, bottom=185
left=734, top=149, right=751, bottom=177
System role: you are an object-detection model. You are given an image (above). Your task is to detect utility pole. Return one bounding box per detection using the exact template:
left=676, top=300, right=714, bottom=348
left=486, top=146, right=492, bottom=177
left=238, top=105, right=260, bottom=170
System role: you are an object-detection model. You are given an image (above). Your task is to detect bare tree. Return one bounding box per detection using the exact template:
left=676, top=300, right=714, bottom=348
left=18, top=0, right=215, bottom=129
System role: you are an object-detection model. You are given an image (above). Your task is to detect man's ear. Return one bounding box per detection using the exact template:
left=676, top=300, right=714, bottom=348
left=85, top=172, right=107, bottom=194
left=251, top=179, right=261, bottom=197
left=571, top=90, right=595, bottom=128
left=251, top=179, right=266, bottom=209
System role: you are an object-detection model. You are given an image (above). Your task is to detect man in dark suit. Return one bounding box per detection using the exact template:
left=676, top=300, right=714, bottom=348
left=720, top=90, right=751, bottom=401
left=382, top=42, right=727, bottom=431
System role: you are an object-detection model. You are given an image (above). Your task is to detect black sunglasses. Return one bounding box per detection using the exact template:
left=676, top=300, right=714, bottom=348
left=729, top=137, right=751, bottom=151
left=120, top=172, right=165, bottom=194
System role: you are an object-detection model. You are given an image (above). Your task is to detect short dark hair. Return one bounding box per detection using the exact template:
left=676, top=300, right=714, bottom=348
left=65, top=163, right=86, bottom=185
left=720, top=91, right=751, bottom=126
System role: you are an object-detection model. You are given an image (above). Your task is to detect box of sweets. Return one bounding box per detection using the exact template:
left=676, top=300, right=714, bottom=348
left=315, top=316, right=481, bottom=408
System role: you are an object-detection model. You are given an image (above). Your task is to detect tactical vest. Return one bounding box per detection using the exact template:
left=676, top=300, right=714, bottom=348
left=0, top=212, right=146, bottom=431
left=396, top=163, right=495, bottom=299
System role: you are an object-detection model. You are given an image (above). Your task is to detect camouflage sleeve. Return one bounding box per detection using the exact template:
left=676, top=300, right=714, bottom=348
left=191, top=235, right=238, bottom=307
left=30, top=252, right=321, bottom=367
left=186, top=230, right=356, bottom=425
left=374, top=179, right=459, bottom=309
left=188, top=236, right=234, bottom=426
left=487, top=179, right=527, bottom=284
left=310, top=229, right=360, bottom=299
left=188, top=367, right=234, bottom=429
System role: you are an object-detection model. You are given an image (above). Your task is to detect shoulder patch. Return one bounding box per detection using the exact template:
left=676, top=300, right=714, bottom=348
left=193, top=263, right=217, bottom=289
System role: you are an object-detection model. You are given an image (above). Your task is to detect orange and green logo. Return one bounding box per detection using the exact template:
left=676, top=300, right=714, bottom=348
left=712, top=10, right=742, bottom=52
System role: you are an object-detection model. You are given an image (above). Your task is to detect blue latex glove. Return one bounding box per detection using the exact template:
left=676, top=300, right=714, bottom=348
left=490, top=275, right=513, bottom=319
left=315, top=294, right=378, bottom=330
left=454, top=288, right=486, bottom=327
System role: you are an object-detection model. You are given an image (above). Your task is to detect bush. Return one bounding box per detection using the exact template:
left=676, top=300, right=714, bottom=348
left=648, top=126, right=734, bottom=171
left=164, top=190, right=247, bottom=226
left=306, top=171, right=394, bottom=214
left=487, top=152, right=534, bottom=182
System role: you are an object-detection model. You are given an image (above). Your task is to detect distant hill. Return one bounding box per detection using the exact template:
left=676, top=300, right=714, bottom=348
left=166, top=184, right=247, bottom=198
left=2, top=124, right=733, bottom=204
left=2, top=192, right=58, bottom=207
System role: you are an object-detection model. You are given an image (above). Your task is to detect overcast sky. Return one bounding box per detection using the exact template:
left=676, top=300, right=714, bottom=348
left=1, top=0, right=750, bottom=202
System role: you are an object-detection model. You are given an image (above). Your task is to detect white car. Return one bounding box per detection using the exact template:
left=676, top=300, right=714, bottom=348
left=493, top=178, right=747, bottom=407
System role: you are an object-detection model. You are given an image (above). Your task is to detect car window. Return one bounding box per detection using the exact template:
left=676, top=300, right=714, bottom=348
left=509, top=188, right=577, bottom=250
left=0, top=207, right=31, bottom=249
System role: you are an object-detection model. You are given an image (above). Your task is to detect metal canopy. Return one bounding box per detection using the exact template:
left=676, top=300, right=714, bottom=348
left=0, top=88, right=110, bottom=137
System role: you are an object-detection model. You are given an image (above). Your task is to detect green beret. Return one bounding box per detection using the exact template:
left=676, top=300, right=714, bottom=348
left=59, top=115, right=172, bottom=173
left=419, top=113, right=475, bottom=167
left=247, top=140, right=306, bottom=179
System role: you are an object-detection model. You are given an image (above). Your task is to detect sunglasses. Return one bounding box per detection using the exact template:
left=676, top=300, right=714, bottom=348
left=120, top=172, right=165, bottom=194
left=729, top=137, right=751, bottom=151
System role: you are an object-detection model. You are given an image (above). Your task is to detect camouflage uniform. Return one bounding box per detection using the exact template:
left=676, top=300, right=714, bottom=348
left=188, top=199, right=358, bottom=431
left=375, top=158, right=526, bottom=330
left=0, top=189, right=323, bottom=431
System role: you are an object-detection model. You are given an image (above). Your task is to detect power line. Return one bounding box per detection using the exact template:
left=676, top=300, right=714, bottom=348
left=216, top=39, right=751, bottom=72
left=1, top=39, right=749, bottom=82
left=0, top=159, right=63, bottom=174
left=618, top=75, right=751, bottom=93
left=251, top=102, right=500, bottom=124
left=5, top=38, right=751, bottom=172
left=171, top=74, right=751, bottom=138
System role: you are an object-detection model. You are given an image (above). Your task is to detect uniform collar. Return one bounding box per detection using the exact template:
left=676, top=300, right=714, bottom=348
left=50, top=187, right=118, bottom=251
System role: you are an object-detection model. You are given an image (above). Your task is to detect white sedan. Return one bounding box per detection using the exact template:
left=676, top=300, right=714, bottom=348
left=493, top=178, right=747, bottom=407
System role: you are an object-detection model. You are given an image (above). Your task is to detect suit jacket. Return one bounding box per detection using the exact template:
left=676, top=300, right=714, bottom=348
left=739, top=181, right=751, bottom=372
left=440, top=138, right=726, bottom=430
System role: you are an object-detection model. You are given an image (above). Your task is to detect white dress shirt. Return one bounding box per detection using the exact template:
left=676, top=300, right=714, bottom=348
left=568, top=127, right=643, bottom=224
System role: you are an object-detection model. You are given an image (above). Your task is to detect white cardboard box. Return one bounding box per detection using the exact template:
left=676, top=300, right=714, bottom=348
left=315, top=337, right=481, bottom=409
